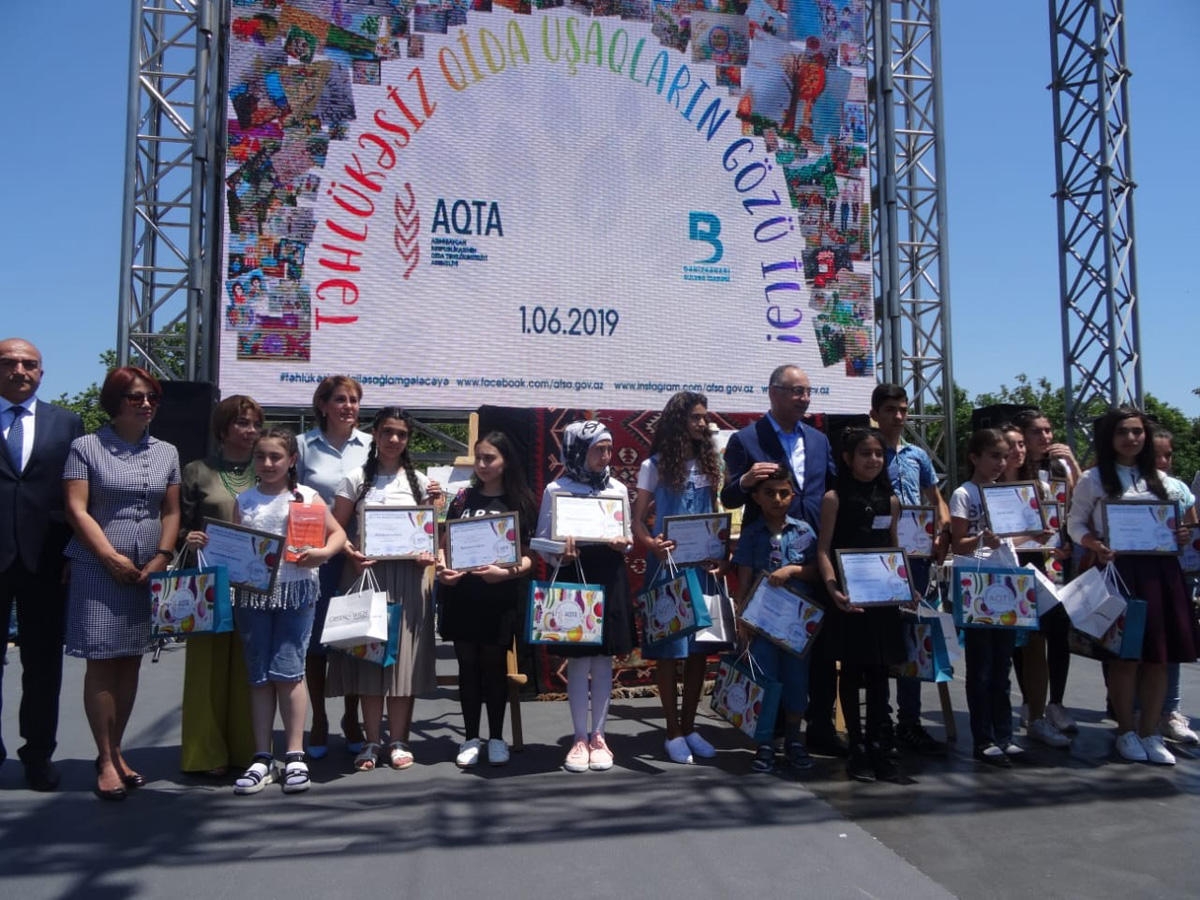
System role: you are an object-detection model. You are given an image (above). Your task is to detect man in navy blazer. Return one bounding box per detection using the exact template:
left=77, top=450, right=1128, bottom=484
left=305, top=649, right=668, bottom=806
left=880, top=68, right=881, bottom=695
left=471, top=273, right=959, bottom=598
left=721, top=364, right=843, bottom=757
left=0, top=338, right=84, bottom=791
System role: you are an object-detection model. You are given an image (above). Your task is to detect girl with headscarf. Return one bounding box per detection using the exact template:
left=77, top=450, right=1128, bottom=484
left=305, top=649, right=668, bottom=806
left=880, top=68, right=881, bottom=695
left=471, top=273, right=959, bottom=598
left=533, top=420, right=636, bottom=773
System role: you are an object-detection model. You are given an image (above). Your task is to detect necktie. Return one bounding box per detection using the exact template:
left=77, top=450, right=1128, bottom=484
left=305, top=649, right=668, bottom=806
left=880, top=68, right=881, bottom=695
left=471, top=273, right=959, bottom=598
left=6, top=406, right=25, bottom=471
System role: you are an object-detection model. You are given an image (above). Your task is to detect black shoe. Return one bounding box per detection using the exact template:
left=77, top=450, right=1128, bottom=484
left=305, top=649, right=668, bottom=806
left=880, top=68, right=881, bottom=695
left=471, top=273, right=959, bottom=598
left=847, top=744, right=876, bottom=782
left=974, top=744, right=1012, bottom=768
left=751, top=744, right=777, bottom=773
left=806, top=728, right=848, bottom=758
left=24, top=760, right=60, bottom=792
left=896, top=722, right=949, bottom=756
left=870, top=743, right=900, bottom=780
left=95, top=756, right=146, bottom=789
left=784, top=740, right=815, bottom=771
left=877, top=719, right=901, bottom=760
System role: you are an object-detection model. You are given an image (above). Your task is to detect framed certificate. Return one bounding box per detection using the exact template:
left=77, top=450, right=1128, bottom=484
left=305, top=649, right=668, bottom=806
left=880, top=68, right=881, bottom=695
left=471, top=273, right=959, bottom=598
left=835, top=548, right=915, bottom=607
left=1015, top=501, right=1063, bottom=551
left=360, top=505, right=437, bottom=559
left=739, top=573, right=824, bottom=657
left=1100, top=500, right=1180, bottom=555
left=549, top=493, right=630, bottom=542
left=445, top=512, right=521, bottom=571
left=979, top=481, right=1047, bottom=537
left=662, top=513, right=731, bottom=566
left=202, top=519, right=284, bottom=595
left=896, top=505, right=935, bottom=558
left=1048, top=478, right=1069, bottom=507
left=1179, top=524, right=1200, bottom=574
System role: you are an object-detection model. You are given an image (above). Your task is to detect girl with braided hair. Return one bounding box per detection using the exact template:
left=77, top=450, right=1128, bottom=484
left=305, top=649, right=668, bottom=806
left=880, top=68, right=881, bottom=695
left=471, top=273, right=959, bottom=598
left=328, top=408, right=443, bottom=771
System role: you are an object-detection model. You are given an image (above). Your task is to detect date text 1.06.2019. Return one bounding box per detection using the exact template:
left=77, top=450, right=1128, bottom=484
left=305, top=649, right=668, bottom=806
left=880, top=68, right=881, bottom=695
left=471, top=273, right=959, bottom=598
left=519, top=306, right=620, bottom=336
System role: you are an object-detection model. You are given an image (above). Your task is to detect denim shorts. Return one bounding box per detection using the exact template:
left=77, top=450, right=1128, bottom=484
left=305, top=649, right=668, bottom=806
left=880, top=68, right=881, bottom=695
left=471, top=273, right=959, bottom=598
left=236, top=603, right=316, bottom=685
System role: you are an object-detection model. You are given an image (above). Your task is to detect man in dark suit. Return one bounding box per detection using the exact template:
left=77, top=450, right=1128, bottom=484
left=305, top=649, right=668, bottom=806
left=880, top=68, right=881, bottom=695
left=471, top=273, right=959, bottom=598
left=720, top=364, right=843, bottom=757
left=0, top=338, right=84, bottom=791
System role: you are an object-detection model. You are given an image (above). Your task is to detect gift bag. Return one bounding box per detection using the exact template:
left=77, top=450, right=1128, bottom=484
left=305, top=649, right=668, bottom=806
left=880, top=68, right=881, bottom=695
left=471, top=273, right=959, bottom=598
left=149, top=552, right=233, bottom=637
left=1057, top=563, right=1127, bottom=639
left=338, top=599, right=403, bottom=666
left=952, top=562, right=1040, bottom=630
left=739, top=573, right=825, bottom=657
left=321, top=569, right=390, bottom=648
left=1023, top=562, right=1062, bottom=616
left=527, top=561, right=605, bottom=645
left=693, top=576, right=737, bottom=647
left=709, top=653, right=782, bottom=743
left=634, top=557, right=712, bottom=649
left=890, top=608, right=954, bottom=682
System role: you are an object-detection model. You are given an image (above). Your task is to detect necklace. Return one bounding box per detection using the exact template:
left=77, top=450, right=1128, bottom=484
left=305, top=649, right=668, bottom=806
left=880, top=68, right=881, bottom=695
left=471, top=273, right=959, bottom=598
left=217, top=455, right=255, bottom=497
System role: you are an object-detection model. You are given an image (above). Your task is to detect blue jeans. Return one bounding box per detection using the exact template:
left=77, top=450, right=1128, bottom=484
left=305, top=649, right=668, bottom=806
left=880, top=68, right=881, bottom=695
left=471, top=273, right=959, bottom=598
left=1164, top=663, right=1182, bottom=715
left=749, top=635, right=810, bottom=717
left=964, top=628, right=1016, bottom=748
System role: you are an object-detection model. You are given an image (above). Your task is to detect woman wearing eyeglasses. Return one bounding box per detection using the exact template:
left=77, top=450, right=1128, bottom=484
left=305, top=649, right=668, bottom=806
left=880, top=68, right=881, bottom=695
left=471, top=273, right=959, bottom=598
left=63, top=366, right=182, bottom=800
left=176, top=395, right=264, bottom=776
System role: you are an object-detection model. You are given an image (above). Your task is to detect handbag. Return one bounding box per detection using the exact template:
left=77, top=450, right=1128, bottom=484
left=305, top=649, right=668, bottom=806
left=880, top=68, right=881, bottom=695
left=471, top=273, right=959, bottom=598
left=693, top=575, right=736, bottom=647
left=739, top=572, right=824, bottom=658
left=1057, top=563, right=1127, bottom=639
left=149, top=550, right=233, bottom=637
left=951, top=554, right=1039, bottom=630
left=320, top=569, right=390, bottom=648
left=890, top=604, right=954, bottom=683
left=527, top=560, right=605, bottom=646
left=709, top=652, right=782, bottom=743
left=338, top=597, right=403, bottom=666
left=634, top=553, right=712, bottom=649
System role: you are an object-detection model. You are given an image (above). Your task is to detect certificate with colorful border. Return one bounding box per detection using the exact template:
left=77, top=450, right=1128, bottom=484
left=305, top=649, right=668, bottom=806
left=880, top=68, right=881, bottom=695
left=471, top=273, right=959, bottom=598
left=663, top=513, right=731, bottom=566
left=550, top=493, right=630, bottom=542
left=446, top=512, right=520, bottom=571
left=835, top=548, right=914, bottom=607
left=980, top=481, right=1047, bottom=538
left=896, top=505, right=935, bottom=558
left=360, top=505, right=437, bottom=560
left=1101, top=500, right=1180, bottom=556
left=202, top=519, right=284, bottom=595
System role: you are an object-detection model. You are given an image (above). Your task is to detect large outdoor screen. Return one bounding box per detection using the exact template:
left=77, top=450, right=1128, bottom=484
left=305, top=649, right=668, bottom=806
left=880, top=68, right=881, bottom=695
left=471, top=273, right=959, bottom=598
left=219, top=0, right=874, bottom=411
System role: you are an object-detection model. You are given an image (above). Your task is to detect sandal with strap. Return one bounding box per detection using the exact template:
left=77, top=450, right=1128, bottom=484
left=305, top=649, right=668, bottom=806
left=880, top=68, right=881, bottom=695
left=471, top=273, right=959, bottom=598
left=387, top=741, right=414, bottom=770
left=281, top=752, right=311, bottom=793
left=354, top=742, right=381, bottom=772
left=233, top=754, right=277, bottom=795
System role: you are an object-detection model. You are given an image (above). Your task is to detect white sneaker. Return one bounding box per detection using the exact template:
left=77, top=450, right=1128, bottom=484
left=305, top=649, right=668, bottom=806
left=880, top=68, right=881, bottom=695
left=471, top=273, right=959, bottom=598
left=455, top=738, right=482, bottom=768
left=1046, top=702, right=1078, bottom=733
left=1028, top=717, right=1071, bottom=748
left=1115, top=730, right=1148, bottom=762
left=1161, top=711, right=1200, bottom=744
left=1141, top=734, right=1176, bottom=766
left=684, top=731, right=717, bottom=759
left=486, top=738, right=510, bottom=766
left=665, top=736, right=693, bottom=765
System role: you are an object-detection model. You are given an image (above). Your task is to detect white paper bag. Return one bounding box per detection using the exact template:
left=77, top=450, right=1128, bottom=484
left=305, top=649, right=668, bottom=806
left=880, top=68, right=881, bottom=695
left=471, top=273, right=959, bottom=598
left=321, top=570, right=389, bottom=648
left=693, top=578, right=736, bottom=646
left=1023, top=563, right=1062, bottom=615
left=1057, top=564, right=1126, bottom=639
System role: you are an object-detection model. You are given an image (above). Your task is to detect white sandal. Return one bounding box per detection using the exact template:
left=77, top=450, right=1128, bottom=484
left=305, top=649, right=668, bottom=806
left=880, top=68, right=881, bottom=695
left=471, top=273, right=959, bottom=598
left=388, top=741, right=414, bottom=770
left=233, top=754, right=276, bottom=795
left=281, top=752, right=311, bottom=793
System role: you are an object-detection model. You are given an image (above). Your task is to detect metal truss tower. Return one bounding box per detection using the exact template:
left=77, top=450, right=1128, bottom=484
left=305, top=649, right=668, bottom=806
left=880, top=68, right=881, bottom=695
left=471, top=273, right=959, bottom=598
left=872, top=0, right=956, bottom=484
left=1048, top=0, right=1141, bottom=447
left=117, top=0, right=223, bottom=381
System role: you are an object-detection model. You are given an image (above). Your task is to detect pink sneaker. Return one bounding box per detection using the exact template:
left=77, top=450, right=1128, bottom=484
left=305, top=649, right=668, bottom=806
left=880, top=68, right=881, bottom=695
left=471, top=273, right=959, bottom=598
left=588, top=733, right=614, bottom=771
left=564, top=740, right=590, bottom=773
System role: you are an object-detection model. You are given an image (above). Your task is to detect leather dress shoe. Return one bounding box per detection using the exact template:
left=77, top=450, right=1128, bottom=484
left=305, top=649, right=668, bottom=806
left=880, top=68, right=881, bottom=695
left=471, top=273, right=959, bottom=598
left=24, top=760, right=61, bottom=792
left=96, top=756, right=146, bottom=789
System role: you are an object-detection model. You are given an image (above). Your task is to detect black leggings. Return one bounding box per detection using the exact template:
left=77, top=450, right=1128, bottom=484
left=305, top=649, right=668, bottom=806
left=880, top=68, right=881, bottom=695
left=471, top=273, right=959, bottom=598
left=454, top=641, right=508, bottom=740
left=839, top=662, right=890, bottom=746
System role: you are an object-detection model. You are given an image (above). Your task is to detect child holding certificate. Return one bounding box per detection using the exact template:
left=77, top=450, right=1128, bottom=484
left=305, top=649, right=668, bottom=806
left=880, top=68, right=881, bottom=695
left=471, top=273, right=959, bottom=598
left=534, top=421, right=636, bottom=773
left=950, top=428, right=1022, bottom=767
left=731, top=467, right=822, bottom=774
left=329, top=408, right=443, bottom=772
left=816, top=428, right=906, bottom=783
left=1067, top=407, right=1198, bottom=765
left=632, top=391, right=725, bottom=765
left=232, top=428, right=346, bottom=795
left=436, top=432, right=535, bottom=768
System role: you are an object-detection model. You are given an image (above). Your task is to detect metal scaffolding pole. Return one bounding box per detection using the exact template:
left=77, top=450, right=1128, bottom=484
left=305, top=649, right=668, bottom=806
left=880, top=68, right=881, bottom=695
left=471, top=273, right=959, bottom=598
left=873, top=0, right=956, bottom=485
left=117, top=0, right=222, bottom=382
left=1048, top=0, right=1142, bottom=449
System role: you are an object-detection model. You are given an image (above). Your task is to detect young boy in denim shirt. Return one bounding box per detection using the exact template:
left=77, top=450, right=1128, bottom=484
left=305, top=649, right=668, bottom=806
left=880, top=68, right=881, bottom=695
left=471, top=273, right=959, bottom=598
left=733, top=467, right=824, bottom=772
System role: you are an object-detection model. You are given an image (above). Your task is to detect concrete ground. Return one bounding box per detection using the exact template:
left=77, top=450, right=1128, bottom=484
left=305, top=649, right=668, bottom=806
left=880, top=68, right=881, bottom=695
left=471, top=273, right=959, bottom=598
left=2, top=642, right=1198, bottom=899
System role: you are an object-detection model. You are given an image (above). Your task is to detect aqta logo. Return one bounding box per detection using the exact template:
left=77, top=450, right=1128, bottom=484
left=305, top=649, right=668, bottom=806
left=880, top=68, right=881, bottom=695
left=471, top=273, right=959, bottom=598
left=689, top=211, right=722, bottom=264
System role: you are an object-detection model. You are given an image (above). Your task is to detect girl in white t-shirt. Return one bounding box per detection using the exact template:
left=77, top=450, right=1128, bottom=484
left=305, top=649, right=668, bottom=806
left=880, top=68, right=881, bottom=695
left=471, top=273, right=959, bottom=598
left=232, top=428, right=345, bottom=795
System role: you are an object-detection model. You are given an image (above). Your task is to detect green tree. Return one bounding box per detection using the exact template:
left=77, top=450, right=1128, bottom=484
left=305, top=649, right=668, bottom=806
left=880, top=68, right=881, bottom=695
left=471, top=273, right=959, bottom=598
left=52, top=350, right=116, bottom=433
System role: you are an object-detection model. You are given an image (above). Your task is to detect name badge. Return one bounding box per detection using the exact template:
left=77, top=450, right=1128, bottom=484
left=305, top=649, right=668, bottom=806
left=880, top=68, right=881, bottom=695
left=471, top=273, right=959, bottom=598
left=871, top=516, right=892, bottom=530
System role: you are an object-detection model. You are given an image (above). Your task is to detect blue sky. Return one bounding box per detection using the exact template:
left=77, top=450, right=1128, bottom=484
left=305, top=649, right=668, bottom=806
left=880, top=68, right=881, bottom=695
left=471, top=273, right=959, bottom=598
left=3, top=1, right=1197, bottom=416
